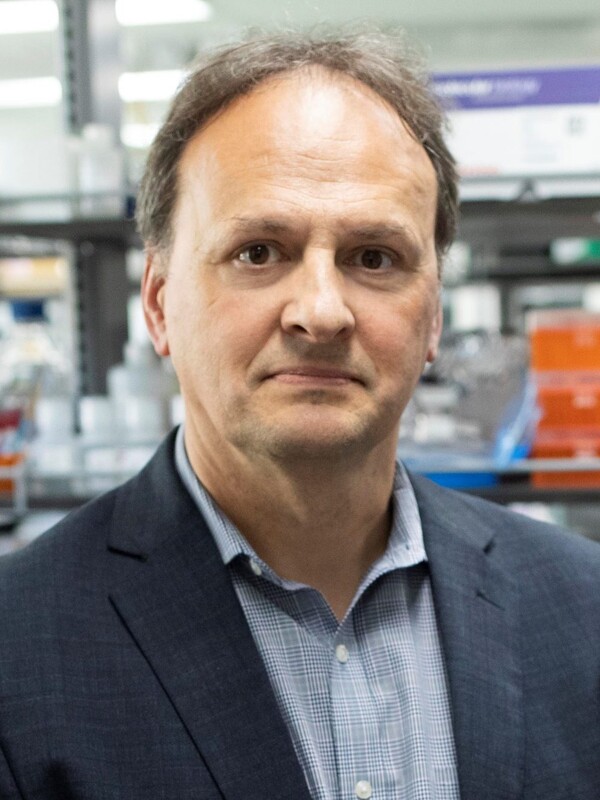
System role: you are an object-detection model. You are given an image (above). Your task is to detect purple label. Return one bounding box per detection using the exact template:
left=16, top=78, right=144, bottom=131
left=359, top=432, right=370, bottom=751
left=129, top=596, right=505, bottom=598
left=433, top=67, right=600, bottom=110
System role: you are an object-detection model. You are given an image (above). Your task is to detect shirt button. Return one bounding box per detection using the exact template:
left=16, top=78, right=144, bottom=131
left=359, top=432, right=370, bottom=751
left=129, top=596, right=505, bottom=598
left=249, top=559, right=262, bottom=576
left=335, top=644, right=349, bottom=663
left=355, top=780, right=372, bottom=799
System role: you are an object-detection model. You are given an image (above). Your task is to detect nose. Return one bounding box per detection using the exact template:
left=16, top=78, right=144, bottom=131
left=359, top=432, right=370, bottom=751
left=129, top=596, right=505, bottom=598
left=280, top=252, right=356, bottom=343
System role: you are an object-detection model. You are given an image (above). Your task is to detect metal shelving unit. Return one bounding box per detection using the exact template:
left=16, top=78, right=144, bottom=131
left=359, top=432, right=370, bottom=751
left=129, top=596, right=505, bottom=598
left=0, top=3, right=599, bottom=522
left=7, top=454, right=598, bottom=508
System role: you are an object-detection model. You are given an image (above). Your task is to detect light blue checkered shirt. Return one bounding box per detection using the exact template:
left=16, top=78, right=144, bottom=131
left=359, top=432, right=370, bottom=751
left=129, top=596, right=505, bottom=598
left=174, top=426, right=460, bottom=800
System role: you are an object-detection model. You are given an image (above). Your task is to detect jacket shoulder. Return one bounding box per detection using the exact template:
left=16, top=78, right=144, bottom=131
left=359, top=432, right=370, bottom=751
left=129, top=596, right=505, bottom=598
left=0, top=486, right=120, bottom=600
left=409, top=471, right=600, bottom=578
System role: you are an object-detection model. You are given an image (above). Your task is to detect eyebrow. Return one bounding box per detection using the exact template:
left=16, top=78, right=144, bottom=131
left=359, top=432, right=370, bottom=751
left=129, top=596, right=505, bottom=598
left=349, top=224, right=414, bottom=242
left=228, top=217, right=415, bottom=243
left=229, top=217, right=294, bottom=234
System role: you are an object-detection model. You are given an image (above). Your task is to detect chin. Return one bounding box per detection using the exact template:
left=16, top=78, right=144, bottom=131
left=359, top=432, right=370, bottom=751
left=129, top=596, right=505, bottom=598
left=265, top=435, right=367, bottom=462
left=225, top=398, right=402, bottom=460
left=242, top=415, right=385, bottom=462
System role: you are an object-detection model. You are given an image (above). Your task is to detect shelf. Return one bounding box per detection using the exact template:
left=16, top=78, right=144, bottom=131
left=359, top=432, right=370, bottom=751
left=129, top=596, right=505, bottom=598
left=458, top=194, right=600, bottom=248
left=4, top=457, right=598, bottom=510
left=459, top=174, right=600, bottom=204
left=0, top=216, right=137, bottom=244
left=0, top=185, right=598, bottom=250
left=0, top=193, right=138, bottom=244
left=457, top=256, right=600, bottom=283
left=404, top=457, right=600, bottom=506
left=412, top=457, right=600, bottom=474
left=468, top=483, right=600, bottom=505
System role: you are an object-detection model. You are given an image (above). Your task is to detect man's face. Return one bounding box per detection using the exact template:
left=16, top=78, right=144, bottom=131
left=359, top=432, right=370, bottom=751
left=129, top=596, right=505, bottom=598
left=144, top=68, right=442, bottom=464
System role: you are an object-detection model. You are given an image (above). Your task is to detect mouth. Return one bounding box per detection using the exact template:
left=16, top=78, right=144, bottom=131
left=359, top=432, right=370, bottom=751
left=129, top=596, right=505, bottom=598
left=266, top=367, right=363, bottom=386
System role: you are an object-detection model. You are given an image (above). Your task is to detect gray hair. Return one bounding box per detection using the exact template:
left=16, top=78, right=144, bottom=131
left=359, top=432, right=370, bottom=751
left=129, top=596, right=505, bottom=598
left=136, top=28, right=459, bottom=265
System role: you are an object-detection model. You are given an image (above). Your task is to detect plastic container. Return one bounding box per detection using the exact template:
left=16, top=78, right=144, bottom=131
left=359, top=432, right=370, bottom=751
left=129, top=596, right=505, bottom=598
left=399, top=331, right=536, bottom=487
left=77, top=124, right=125, bottom=216
left=29, top=395, right=76, bottom=475
left=0, top=300, right=72, bottom=438
left=107, top=341, right=177, bottom=440
left=74, top=395, right=119, bottom=492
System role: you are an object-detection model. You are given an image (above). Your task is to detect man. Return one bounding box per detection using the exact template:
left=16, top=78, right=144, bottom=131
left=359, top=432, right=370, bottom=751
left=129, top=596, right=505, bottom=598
left=0, top=30, right=598, bottom=800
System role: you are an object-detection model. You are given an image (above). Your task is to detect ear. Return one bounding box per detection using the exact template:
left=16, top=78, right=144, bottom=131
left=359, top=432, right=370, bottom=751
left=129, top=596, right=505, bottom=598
left=426, top=298, right=443, bottom=364
left=141, top=250, right=170, bottom=357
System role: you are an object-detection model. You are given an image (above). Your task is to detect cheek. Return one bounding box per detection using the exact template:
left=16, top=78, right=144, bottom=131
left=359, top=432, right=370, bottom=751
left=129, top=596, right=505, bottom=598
left=361, top=297, right=437, bottom=383
left=195, top=294, right=278, bottom=381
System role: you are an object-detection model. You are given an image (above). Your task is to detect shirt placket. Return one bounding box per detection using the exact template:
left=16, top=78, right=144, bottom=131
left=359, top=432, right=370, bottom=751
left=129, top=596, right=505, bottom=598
left=330, top=616, right=378, bottom=800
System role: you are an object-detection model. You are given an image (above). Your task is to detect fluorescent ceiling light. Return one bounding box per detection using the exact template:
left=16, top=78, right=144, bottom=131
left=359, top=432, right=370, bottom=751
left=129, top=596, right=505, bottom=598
left=0, top=1, right=59, bottom=34
left=121, top=123, right=161, bottom=149
left=116, top=0, right=213, bottom=26
left=119, top=70, right=184, bottom=102
left=0, top=77, right=62, bottom=109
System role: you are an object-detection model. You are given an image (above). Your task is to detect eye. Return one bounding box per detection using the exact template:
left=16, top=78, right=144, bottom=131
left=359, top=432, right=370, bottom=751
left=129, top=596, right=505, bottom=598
left=237, top=243, right=281, bottom=266
left=351, top=248, right=394, bottom=271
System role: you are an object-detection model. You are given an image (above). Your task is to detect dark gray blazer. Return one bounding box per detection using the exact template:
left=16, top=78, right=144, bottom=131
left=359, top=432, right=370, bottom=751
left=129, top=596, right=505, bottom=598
left=0, top=429, right=598, bottom=799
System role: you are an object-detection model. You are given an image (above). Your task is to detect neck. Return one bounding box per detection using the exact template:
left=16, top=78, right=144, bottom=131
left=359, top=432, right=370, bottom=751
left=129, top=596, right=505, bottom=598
left=184, top=425, right=397, bottom=620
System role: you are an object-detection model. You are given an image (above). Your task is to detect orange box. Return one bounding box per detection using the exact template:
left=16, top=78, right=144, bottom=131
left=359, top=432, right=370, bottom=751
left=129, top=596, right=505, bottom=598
left=528, top=309, right=600, bottom=372
left=536, top=380, right=600, bottom=428
left=531, top=428, right=600, bottom=488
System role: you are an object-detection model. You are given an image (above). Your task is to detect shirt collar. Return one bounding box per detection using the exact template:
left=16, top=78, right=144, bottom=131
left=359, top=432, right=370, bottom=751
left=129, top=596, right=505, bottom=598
left=174, top=424, right=427, bottom=584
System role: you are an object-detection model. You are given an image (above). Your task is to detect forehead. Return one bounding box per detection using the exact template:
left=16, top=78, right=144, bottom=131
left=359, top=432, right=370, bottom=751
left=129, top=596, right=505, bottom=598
left=177, top=68, right=437, bottom=224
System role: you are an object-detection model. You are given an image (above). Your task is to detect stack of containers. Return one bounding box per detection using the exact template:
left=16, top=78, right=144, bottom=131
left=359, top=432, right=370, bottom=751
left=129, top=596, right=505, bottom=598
left=528, top=309, right=600, bottom=487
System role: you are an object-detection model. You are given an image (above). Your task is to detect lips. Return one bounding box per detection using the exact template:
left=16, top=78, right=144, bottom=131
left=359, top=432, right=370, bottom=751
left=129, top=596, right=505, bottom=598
left=266, top=366, right=362, bottom=384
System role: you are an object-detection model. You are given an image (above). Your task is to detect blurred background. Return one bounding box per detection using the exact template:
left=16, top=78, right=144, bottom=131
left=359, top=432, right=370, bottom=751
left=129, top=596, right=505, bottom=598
left=1, top=0, right=600, bottom=543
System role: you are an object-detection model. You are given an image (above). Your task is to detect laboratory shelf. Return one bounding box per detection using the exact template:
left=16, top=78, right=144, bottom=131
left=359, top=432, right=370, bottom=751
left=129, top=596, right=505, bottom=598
left=0, top=192, right=137, bottom=244
left=7, top=457, right=599, bottom=509
left=0, top=216, right=136, bottom=244
left=0, top=457, right=597, bottom=545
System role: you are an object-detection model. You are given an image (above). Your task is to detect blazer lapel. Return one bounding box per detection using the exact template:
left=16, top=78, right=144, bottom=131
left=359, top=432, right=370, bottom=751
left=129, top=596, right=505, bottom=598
left=411, top=475, right=524, bottom=800
left=107, top=434, right=311, bottom=800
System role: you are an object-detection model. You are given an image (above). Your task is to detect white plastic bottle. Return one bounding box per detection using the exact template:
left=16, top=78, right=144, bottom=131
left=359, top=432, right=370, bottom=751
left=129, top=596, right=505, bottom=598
left=107, top=341, right=177, bottom=443
left=77, top=123, right=125, bottom=216
left=0, top=300, right=72, bottom=419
